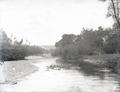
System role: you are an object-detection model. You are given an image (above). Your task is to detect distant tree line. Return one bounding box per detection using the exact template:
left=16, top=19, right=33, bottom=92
left=53, top=26, right=120, bottom=60
left=0, top=31, right=45, bottom=61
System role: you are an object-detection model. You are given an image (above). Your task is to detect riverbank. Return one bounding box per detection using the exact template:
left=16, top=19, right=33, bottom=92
left=1, top=54, right=55, bottom=83
left=3, top=55, right=119, bottom=92
left=84, top=54, right=120, bottom=74
left=2, top=56, right=40, bottom=82
left=1, top=54, right=120, bottom=92
left=55, top=54, right=120, bottom=78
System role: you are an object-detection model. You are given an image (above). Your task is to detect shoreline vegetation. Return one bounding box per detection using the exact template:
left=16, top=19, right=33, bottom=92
left=52, top=26, right=120, bottom=76
left=0, top=31, right=46, bottom=61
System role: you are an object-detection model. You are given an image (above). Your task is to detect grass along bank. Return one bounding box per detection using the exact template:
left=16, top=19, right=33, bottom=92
left=54, top=54, right=120, bottom=77
left=84, top=54, right=120, bottom=74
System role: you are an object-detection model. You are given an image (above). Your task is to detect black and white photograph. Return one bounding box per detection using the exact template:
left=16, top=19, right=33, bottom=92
left=0, top=0, right=120, bottom=92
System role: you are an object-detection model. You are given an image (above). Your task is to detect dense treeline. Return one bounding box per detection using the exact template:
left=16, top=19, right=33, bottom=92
left=52, top=26, right=120, bottom=74
left=53, top=26, right=120, bottom=59
left=0, top=31, right=44, bottom=61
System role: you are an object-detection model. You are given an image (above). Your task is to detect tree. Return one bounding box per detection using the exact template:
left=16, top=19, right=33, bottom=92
left=76, top=28, right=107, bottom=54
left=100, top=0, right=120, bottom=28
left=103, top=30, right=120, bottom=53
left=55, top=34, right=76, bottom=47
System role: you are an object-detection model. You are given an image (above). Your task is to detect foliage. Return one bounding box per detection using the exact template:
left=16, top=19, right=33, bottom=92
left=0, top=31, right=44, bottom=61
left=100, top=0, right=120, bottom=28
left=53, top=27, right=120, bottom=60
left=26, top=45, right=44, bottom=56
left=103, top=31, right=120, bottom=53
left=53, top=26, right=120, bottom=75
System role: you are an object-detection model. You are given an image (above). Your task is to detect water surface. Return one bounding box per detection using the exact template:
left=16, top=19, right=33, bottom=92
left=1, top=56, right=120, bottom=92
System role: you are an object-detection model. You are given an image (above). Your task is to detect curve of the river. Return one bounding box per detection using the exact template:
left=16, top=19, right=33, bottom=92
left=0, top=55, right=120, bottom=92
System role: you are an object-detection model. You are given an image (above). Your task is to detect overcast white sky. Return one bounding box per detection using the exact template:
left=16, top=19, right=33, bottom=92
left=0, top=0, right=113, bottom=45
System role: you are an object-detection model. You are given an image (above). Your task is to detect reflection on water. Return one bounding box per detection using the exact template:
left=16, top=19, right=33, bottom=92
left=78, top=60, right=120, bottom=91
left=1, top=56, right=120, bottom=92
left=78, top=61, right=111, bottom=80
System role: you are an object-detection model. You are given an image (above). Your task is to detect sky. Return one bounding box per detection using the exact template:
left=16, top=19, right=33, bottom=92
left=0, top=0, right=114, bottom=45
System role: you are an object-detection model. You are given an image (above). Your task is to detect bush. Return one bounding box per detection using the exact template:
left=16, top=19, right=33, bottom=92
left=52, top=44, right=80, bottom=60
left=105, top=56, right=120, bottom=73
left=0, top=31, right=44, bottom=61
left=1, top=45, right=27, bottom=61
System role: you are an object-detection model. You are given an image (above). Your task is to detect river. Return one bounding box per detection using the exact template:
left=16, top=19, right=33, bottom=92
left=0, top=55, right=120, bottom=92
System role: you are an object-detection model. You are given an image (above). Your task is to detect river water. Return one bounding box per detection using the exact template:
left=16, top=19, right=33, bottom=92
left=0, top=56, right=120, bottom=92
